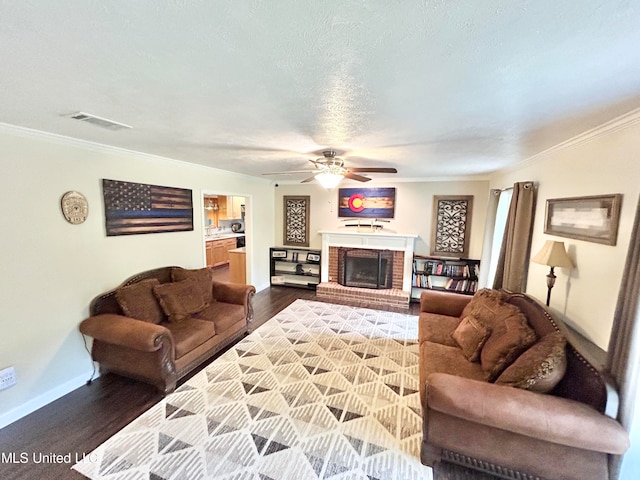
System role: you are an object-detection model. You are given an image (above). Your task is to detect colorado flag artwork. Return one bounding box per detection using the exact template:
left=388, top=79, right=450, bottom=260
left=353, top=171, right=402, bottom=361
left=338, top=187, right=396, bottom=218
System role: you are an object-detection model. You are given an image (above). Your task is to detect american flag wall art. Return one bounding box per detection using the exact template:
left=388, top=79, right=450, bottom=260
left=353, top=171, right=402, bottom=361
left=102, top=179, right=193, bottom=236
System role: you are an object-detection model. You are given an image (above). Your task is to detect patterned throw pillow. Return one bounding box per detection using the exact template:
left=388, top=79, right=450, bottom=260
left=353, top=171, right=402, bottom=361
left=153, top=278, right=207, bottom=323
left=495, top=332, right=567, bottom=393
left=171, top=267, right=214, bottom=306
left=115, top=278, right=165, bottom=324
left=452, top=315, right=492, bottom=362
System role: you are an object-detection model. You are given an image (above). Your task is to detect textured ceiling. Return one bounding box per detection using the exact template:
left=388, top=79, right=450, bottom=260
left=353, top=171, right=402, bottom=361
left=2, top=1, right=640, bottom=182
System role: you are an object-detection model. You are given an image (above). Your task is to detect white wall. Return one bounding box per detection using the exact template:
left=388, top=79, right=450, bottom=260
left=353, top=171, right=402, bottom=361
left=489, top=118, right=640, bottom=351
left=0, top=125, right=275, bottom=428
left=274, top=179, right=490, bottom=259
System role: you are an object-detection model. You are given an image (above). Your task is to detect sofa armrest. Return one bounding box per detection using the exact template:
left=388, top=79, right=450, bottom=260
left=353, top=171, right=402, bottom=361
left=420, top=290, right=472, bottom=317
left=426, top=372, right=630, bottom=455
left=79, top=314, right=172, bottom=352
left=212, top=281, right=256, bottom=306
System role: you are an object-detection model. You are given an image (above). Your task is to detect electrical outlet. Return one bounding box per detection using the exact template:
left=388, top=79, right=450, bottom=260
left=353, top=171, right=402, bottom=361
left=0, top=366, right=17, bottom=391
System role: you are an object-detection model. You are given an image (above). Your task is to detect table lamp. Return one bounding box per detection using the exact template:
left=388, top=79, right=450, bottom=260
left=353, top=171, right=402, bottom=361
left=531, top=240, right=574, bottom=306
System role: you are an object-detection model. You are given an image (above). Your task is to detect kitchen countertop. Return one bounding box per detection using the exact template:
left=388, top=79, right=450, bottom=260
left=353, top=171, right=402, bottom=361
left=228, top=247, right=246, bottom=253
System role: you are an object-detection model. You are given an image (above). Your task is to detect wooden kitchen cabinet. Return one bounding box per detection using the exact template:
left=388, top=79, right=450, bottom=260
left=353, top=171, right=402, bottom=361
left=206, top=237, right=237, bottom=267
left=206, top=241, right=214, bottom=266
left=228, top=247, right=246, bottom=284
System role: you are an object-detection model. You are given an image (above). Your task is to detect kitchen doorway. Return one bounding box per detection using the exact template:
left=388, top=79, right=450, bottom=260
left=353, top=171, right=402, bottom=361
left=203, top=193, right=248, bottom=284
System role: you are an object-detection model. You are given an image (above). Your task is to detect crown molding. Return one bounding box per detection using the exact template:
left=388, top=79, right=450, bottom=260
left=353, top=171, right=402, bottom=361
left=0, top=122, right=270, bottom=183
left=505, top=107, right=640, bottom=173
left=540, top=107, right=640, bottom=153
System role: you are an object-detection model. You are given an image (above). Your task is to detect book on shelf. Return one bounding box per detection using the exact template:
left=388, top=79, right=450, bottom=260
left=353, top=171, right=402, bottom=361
left=421, top=261, right=478, bottom=278
left=412, top=255, right=480, bottom=295
left=444, top=278, right=478, bottom=293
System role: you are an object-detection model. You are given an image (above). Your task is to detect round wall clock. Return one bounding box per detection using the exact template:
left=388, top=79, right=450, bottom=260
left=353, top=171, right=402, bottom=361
left=61, top=191, right=89, bottom=224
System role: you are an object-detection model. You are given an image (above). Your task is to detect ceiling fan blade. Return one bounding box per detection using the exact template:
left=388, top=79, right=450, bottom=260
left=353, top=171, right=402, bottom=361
left=261, top=170, right=316, bottom=175
left=308, top=158, right=325, bottom=167
left=344, top=172, right=372, bottom=182
left=301, top=176, right=317, bottom=183
left=347, top=167, right=398, bottom=173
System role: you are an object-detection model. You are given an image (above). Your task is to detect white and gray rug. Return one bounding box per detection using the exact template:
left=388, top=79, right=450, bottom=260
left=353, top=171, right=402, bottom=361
left=73, top=299, right=431, bottom=480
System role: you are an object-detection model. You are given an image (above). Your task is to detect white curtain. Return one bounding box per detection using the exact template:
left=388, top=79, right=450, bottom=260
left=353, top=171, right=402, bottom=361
left=479, top=188, right=513, bottom=288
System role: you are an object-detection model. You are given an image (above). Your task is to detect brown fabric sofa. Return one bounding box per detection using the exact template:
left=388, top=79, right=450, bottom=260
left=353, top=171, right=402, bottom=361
left=80, top=266, right=255, bottom=393
left=419, top=288, right=629, bottom=480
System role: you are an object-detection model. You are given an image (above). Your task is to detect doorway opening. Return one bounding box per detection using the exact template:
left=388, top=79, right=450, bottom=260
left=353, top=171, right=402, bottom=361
left=203, top=194, right=248, bottom=284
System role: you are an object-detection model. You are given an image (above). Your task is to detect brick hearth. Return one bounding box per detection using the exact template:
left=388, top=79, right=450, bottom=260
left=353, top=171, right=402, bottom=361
left=316, top=282, right=411, bottom=309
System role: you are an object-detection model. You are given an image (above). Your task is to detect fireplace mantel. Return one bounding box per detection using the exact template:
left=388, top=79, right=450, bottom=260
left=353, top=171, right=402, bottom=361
left=319, top=230, right=418, bottom=291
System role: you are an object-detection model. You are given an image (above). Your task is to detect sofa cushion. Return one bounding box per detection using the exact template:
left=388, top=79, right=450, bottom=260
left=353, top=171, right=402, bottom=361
left=115, top=278, right=165, bottom=324
left=495, top=331, right=567, bottom=393
left=461, top=288, right=508, bottom=321
left=163, top=318, right=216, bottom=359
left=452, top=315, right=492, bottom=362
left=481, top=313, right=537, bottom=380
left=193, top=301, right=246, bottom=333
left=171, top=267, right=214, bottom=306
left=462, top=289, right=537, bottom=379
left=419, top=313, right=460, bottom=347
left=420, top=341, right=489, bottom=389
left=153, top=278, right=207, bottom=323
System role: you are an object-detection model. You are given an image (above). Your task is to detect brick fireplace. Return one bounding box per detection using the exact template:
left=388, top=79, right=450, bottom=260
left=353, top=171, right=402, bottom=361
left=317, top=230, right=417, bottom=309
left=333, top=247, right=403, bottom=289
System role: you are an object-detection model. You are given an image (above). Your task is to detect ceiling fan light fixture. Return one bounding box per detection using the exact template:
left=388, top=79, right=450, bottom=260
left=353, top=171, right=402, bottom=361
left=315, top=172, right=343, bottom=189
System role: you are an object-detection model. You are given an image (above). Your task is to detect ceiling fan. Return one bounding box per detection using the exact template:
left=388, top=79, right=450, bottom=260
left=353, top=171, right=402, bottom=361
left=262, top=150, right=397, bottom=188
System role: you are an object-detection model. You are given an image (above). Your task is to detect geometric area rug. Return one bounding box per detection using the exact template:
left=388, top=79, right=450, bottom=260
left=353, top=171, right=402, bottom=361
left=73, top=299, right=432, bottom=480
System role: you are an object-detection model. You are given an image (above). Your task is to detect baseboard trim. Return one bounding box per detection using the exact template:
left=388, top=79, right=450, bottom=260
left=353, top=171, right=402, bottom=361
left=0, top=370, right=98, bottom=430
left=254, top=282, right=271, bottom=292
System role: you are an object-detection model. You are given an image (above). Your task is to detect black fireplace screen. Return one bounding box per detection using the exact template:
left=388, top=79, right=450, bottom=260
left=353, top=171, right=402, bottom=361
left=339, top=248, right=394, bottom=289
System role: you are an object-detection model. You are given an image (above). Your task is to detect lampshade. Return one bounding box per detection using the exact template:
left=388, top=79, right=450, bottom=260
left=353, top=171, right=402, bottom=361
left=315, top=172, right=343, bottom=189
left=531, top=240, right=574, bottom=268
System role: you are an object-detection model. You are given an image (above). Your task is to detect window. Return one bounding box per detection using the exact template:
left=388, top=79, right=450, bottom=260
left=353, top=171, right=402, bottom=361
left=484, top=189, right=512, bottom=288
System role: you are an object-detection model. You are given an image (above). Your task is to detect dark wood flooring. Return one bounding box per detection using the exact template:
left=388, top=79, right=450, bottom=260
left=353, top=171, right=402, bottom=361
left=0, top=286, right=493, bottom=480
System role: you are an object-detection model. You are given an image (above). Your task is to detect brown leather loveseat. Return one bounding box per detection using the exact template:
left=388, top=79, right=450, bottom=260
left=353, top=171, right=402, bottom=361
left=419, top=288, right=629, bottom=480
left=80, top=266, right=255, bottom=393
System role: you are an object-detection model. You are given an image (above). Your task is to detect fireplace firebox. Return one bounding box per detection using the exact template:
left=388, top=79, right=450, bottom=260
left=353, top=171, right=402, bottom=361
left=338, top=248, right=394, bottom=289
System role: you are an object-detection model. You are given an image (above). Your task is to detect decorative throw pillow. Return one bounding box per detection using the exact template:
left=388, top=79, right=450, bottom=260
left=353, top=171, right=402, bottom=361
left=495, top=331, right=567, bottom=393
left=115, top=278, right=165, bottom=324
left=153, top=278, right=207, bottom=323
left=451, top=315, right=492, bottom=362
left=480, top=312, right=538, bottom=380
left=461, top=288, right=508, bottom=321
left=171, top=267, right=214, bottom=306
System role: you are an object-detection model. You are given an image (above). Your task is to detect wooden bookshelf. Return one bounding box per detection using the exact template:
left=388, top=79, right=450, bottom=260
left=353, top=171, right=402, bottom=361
left=270, top=247, right=321, bottom=290
left=411, top=255, right=480, bottom=301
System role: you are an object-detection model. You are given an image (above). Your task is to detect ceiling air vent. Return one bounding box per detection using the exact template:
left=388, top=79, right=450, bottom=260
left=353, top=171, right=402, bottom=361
left=68, top=112, right=132, bottom=131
